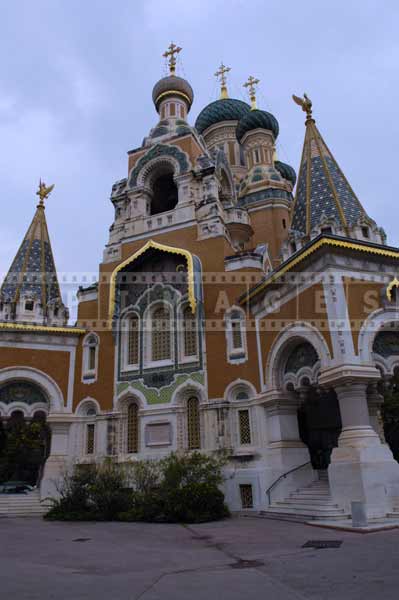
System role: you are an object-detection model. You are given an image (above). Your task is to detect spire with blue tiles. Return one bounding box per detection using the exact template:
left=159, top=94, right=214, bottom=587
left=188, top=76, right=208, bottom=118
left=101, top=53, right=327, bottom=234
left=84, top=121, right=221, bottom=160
left=0, top=182, right=69, bottom=326
left=290, top=94, right=384, bottom=243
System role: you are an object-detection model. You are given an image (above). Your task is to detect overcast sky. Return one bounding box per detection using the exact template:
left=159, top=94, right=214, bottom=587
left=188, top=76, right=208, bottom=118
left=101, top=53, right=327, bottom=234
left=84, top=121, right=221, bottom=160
left=1, top=1, right=398, bottom=316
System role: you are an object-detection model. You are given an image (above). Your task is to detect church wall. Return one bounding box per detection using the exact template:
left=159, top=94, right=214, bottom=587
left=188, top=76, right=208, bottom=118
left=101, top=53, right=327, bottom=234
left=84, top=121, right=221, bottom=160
left=0, top=345, right=70, bottom=405
left=257, top=283, right=332, bottom=385
left=248, top=206, right=290, bottom=264
left=72, top=330, right=115, bottom=411
left=343, top=277, right=383, bottom=353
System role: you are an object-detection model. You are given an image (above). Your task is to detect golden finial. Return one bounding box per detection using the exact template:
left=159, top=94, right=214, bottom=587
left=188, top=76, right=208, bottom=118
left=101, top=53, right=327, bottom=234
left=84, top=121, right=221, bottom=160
left=215, top=62, right=231, bottom=99
left=163, top=42, right=182, bottom=75
left=292, top=93, right=313, bottom=121
left=243, top=75, right=260, bottom=110
left=36, top=180, right=55, bottom=207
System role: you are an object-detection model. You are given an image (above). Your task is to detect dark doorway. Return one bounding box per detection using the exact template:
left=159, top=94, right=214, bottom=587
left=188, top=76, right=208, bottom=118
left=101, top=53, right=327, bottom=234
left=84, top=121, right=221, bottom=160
left=0, top=413, right=51, bottom=486
left=150, top=173, right=178, bottom=215
left=298, top=387, right=342, bottom=470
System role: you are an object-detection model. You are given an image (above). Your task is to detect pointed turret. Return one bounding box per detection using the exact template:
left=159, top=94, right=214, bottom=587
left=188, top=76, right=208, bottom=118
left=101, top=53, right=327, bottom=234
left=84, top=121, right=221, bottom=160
left=0, top=182, right=69, bottom=326
left=288, top=94, right=385, bottom=248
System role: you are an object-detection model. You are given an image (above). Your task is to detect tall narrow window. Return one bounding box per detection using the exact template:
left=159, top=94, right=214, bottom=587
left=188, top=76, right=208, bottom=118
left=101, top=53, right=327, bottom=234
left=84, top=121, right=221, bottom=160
left=128, top=315, right=139, bottom=366
left=231, top=311, right=244, bottom=350
left=88, top=346, right=96, bottom=371
left=238, top=409, right=251, bottom=445
left=187, top=397, right=200, bottom=450
left=86, top=423, right=95, bottom=455
left=226, top=308, right=247, bottom=364
left=83, top=333, right=99, bottom=382
left=127, top=402, right=139, bottom=453
left=152, top=306, right=171, bottom=361
left=183, top=306, right=197, bottom=357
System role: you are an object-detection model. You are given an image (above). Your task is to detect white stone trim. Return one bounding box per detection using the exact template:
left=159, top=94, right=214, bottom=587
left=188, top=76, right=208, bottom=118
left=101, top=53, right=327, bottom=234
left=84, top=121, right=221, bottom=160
left=264, top=322, right=331, bottom=390
left=358, top=307, right=399, bottom=364
left=0, top=366, right=64, bottom=413
left=81, top=332, right=99, bottom=384
left=75, top=396, right=101, bottom=416
left=225, top=305, right=248, bottom=364
left=224, top=379, right=257, bottom=403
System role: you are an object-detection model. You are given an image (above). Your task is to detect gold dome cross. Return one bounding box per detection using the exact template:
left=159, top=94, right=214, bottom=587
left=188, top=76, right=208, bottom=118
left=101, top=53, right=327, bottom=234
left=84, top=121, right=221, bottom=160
left=163, top=42, right=182, bottom=75
left=215, top=62, right=231, bottom=99
left=244, top=75, right=260, bottom=109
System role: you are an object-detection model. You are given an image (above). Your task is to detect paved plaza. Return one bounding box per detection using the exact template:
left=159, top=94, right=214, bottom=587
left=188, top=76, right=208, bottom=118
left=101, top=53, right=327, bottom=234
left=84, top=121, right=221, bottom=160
left=1, top=516, right=398, bottom=599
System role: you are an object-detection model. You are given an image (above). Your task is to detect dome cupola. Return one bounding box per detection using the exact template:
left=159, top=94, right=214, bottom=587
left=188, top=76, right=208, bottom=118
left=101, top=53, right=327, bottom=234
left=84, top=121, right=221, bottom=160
left=152, top=44, right=194, bottom=121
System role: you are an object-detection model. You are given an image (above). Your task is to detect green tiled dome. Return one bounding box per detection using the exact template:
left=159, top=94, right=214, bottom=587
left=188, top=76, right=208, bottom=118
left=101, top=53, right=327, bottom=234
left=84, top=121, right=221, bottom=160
left=274, top=160, right=297, bottom=186
left=195, top=98, right=250, bottom=134
left=236, top=109, right=279, bottom=141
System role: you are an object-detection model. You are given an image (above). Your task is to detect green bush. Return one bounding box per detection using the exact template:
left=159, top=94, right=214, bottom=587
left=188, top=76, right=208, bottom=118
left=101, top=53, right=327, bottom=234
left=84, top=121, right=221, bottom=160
left=45, top=452, right=230, bottom=523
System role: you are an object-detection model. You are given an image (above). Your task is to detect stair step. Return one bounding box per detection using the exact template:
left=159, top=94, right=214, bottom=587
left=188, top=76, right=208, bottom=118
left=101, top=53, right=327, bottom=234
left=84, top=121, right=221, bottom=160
left=282, top=498, right=338, bottom=506
left=259, top=509, right=349, bottom=523
left=273, top=503, right=344, bottom=513
left=0, top=492, right=48, bottom=517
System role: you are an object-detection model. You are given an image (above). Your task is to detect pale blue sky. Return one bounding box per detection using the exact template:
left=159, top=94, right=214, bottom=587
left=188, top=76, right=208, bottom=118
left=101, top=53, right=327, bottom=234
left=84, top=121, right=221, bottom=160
left=1, top=0, right=398, bottom=315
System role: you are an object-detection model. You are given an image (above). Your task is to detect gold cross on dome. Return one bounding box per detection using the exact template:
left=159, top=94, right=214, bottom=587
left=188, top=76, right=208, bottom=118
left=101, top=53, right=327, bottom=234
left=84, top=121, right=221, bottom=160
left=36, top=179, right=55, bottom=206
left=215, top=62, right=231, bottom=99
left=244, top=75, right=260, bottom=109
left=163, top=42, right=182, bottom=75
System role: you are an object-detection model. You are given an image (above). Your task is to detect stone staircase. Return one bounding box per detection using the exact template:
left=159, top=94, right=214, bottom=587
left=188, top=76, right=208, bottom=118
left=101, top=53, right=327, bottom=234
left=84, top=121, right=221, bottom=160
left=0, top=490, right=48, bottom=518
left=259, top=472, right=350, bottom=523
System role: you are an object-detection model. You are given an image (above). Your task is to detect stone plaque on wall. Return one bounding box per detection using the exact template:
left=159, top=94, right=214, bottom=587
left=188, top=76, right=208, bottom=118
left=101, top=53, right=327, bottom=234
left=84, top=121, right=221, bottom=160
left=145, top=422, right=172, bottom=446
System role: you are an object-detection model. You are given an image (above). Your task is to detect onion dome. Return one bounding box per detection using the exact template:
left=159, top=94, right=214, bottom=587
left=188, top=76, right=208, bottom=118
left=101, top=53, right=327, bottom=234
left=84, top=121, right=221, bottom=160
left=152, top=75, right=194, bottom=113
left=274, top=160, right=297, bottom=186
left=236, top=109, right=279, bottom=141
left=195, top=98, right=250, bottom=134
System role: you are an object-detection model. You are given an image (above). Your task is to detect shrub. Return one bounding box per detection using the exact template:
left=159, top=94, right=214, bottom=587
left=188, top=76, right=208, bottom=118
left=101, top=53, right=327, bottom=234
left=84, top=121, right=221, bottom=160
left=45, top=452, right=230, bottom=523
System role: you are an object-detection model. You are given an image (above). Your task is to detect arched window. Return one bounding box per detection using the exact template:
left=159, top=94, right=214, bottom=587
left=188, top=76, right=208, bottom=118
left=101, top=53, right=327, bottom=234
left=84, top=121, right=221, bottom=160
left=82, top=333, right=99, bottom=382
left=126, top=314, right=139, bottom=367
left=127, top=402, right=139, bottom=453
left=152, top=306, right=172, bottom=362
left=226, top=308, right=247, bottom=363
left=187, top=397, right=200, bottom=450
left=183, top=305, right=197, bottom=358
left=150, top=171, right=178, bottom=215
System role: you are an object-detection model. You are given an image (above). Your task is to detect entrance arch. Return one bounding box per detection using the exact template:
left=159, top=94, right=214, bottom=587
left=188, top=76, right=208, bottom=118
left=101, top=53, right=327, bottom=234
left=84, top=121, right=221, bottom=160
left=270, top=335, right=341, bottom=471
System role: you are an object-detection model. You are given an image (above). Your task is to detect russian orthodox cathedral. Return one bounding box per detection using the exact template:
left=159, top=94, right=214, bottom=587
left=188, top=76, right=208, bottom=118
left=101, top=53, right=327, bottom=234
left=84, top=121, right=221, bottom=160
left=1, top=44, right=399, bottom=520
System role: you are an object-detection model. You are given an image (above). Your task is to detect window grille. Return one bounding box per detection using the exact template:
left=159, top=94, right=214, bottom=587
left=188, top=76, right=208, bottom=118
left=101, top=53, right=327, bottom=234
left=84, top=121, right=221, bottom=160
left=187, top=397, right=200, bottom=450
left=152, top=306, right=171, bottom=361
left=86, top=423, right=95, bottom=455
left=231, top=321, right=243, bottom=349
left=183, top=306, right=197, bottom=357
left=238, top=409, right=251, bottom=445
left=127, top=403, right=139, bottom=453
left=128, top=315, right=139, bottom=365
left=239, top=484, right=253, bottom=509
left=88, top=346, right=96, bottom=371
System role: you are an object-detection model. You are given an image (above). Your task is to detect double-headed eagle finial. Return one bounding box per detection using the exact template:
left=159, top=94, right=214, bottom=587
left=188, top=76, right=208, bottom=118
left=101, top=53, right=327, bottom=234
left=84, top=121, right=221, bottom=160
left=292, top=93, right=313, bottom=120
left=36, top=180, right=55, bottom=206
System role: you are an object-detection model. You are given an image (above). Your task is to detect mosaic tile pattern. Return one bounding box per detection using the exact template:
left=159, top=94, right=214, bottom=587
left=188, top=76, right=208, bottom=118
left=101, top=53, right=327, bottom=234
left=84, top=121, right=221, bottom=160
left=291, top=126, right=366, bottom=235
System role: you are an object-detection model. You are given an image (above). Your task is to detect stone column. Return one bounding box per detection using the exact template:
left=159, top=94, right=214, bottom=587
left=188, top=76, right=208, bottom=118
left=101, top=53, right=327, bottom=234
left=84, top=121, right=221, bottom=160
left=40, top=414, right=74, bottom=500
left=325, top=372, right=399, bottom=518
left=261, top=390, right=314, bottom=502
left=367, top=383, right=386, bottom=443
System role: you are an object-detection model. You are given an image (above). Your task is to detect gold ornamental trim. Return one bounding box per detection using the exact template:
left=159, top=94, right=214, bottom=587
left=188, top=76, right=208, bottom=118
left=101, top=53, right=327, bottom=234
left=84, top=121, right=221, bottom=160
left=241, top=237, right=399, bottom=305
left=386, top=277, right=399, bottom=301
left=108, top=239, right=197, bottom=321
left=154, top=90, right=191, bottom=105
left=0, top=322, right=85, bottom=335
